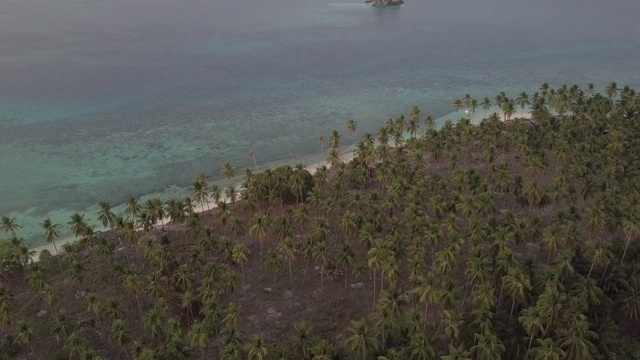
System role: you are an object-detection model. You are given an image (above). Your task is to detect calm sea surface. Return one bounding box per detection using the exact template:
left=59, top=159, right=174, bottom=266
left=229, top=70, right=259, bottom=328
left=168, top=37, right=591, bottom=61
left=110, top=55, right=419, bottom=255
left=1, top=0, right=639, bottom=244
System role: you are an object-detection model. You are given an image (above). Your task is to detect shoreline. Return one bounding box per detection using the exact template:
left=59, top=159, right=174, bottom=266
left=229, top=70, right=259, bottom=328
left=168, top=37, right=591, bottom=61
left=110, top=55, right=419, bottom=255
left=28, top=149, right=356, bottom=262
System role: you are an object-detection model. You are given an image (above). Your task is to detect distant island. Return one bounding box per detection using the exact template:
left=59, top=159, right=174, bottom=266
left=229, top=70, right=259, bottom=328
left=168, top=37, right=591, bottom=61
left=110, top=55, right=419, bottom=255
left=366, top=0, right=404, bottom=6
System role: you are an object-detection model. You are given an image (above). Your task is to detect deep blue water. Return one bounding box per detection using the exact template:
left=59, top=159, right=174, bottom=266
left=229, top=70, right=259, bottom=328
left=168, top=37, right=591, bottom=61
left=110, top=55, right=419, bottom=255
left=1, top=0, right=639, bottom=244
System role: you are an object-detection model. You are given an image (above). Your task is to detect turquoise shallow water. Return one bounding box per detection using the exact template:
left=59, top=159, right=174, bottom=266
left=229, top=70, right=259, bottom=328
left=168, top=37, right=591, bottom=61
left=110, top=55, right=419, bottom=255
left=1, top=0, right=640, bottom=244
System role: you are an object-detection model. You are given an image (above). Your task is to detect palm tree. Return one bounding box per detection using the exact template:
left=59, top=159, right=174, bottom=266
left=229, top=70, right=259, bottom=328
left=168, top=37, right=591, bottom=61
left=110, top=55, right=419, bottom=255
left=317, top=135, right=326, bottom=165
left=109, top=319, right=131, bottom=358
left=280, top=237, right=297, bottom=287
left=250, top=213, right=269, bottom=258
left=41, top=218, right=61, bottom=257
left=188, top=321, right=209, bottom=357
left=124, top=196, right=141, bottom=223
left=1, top=214, right=20, bottom=235
left=558, top=314, right=598, bottom=360
left=309, top=217, right=331, bottom=243
left=617, top=275, right=640, bottom=319
left=265, top=249, right=282, bottom=289
left=221, top=162, right=236, bottom=183
left=15, top=320, right=35, bottom=359
left=415, top=273, right=439, bottom=320
left=408, top=332, right=435, bottom=360
left=246, top=334, right=268, bottom=360
left=123, top=273, right=144, bottom=317
left=452, top=99, right=463, bottom=112
left=585, top=238, right=611, bottom=279
left=530, top=338, right=565, bottom=360
left=345, top=320, right=377, bottom=360
left=68, top=212, right=89, bottom=240
left=329, top=129, right=342, bottom=150
left=314, top=241, right=328, bottom=292
left=339, top=242, right=355, bottom=290
left=502, top=268, right=531, bottom=319
left=522, top=180, right=545, bottom=214
left=480, top=97, right=492, bottom=118
left=191, top=173, right=210, bottom=211
left=409, top=106, right=420, bottom=138
left=96, top=201, right=116, bottom=230
left=605, top=81, right=618, bottom=100
left=293, top=323, right=315, bottom=359
left=232, top=244, right=250, bottom=295
left=143, top=308, right=164, bottom=341
left=347, top=119, right=357, bottom=136
left=621, top=215, right=639, bottom=264
left=519, top=305, right=544, bottom=358
left=471, top=333, right=505, bottom=360
left=441, top=345, right=472, bottom=360
left=516, top=92, right=530, bottom=117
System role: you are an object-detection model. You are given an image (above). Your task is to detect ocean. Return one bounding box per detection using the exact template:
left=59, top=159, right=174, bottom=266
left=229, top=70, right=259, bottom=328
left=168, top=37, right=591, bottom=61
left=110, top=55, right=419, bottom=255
left=1, top=0, right=639, bottom=244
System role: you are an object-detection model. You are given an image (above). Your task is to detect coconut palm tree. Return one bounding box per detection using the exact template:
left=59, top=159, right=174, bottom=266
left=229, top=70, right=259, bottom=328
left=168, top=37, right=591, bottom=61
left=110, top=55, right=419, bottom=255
left=246, top=334, right=268, bottom=360
left=15, top=320, right=35, bottom=359
left=1, top=214, right=20, bottom=236
left=617, top=275, right=640, bottom=319
left=191, top=174, right=210, bottom=211
left=530, top=338, right=565, bottom=360
left=471, top=333, right=505, bottom=360
left=516, top=92, right=530, bottom=117
left=68, top=212, right=89, bottom=240
left=188, top=321, right=208, bottom=357
left=329, top=129, right=342, bottom=150
left=621, top=215, right=639, bottom=265
left=519, top=305, right=544, bottom=359
left=109, top=319, right=131, bottom=358
left=605, top=81, right=618, bottom=100
left=339, top=242, right=355, bottom=290
left=96, top=201, right=116, bottom=230
left=314, top=241, right=328, bottom=292
left=502, top=267, right=531, bottom=319
left=250, top=213, right=269, bottom=259
left=558, top=314, right=598, bottom=360
left=124, top=196, right=141, bottom=224
left=232, top=244, right=250, bottom=295
left=292, top=323, right=315, bottom=359
left=415, top=272, right=439, bottom=320
left=452, top=99, right=464, bottom=112
left=265, top=249, right=282, bottom=289
left=408, top=332, right=435, bottom=360
left=347, top=119, right=357, bottom=136
left=279, top=237, right=297, bottom=287
left=346, top=320, right=377, bottom=360
left=221, top=162, right=236, bottom=184
left=41, top=218, right=61, bottom=257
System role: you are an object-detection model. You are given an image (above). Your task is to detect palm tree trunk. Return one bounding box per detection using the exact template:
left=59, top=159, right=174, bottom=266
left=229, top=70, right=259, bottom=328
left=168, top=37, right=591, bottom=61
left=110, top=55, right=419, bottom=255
left=288, top=260, right=293, bottom=288
left=135, top=294, right=143, bottom=321
left=241, top=262, right=246, bottom=296
left=302, top=258, right=310, bottom=285
left=372, top=269, right=377, bottom=311
left=525, top=334, right=534, bottom=360
left=510, top=298, right=516, bottom=321
left=587, top=261, right=595, bottom=280
left=424, top=301, right=429, bottom=320
left=621, top=234, right=632, bottom=265
left=320, top=266, right=324, bottom=301
left=344, top=268, right=348, bottom=292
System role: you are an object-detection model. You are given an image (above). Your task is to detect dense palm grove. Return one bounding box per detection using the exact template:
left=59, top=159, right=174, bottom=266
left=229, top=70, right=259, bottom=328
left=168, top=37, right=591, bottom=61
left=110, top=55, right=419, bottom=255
left=2, top=83, right=640, bottom=359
